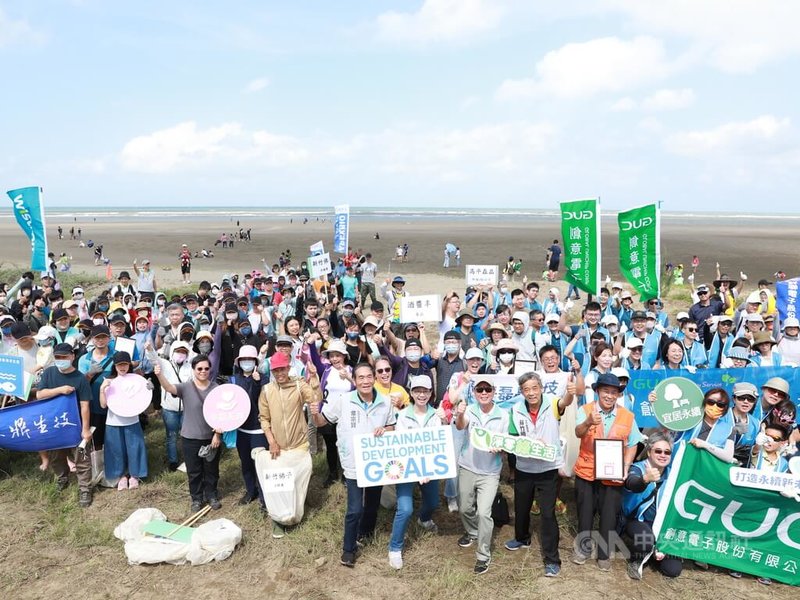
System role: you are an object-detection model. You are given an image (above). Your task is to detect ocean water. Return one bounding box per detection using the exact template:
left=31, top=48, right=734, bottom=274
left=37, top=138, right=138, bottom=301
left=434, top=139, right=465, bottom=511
left=2, top=206, right=798, bottom=222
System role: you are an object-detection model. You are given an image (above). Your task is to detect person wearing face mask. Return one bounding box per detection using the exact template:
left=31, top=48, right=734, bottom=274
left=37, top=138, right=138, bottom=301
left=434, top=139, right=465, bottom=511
left=433, top=331, right=465, bottom=407
left=573, top=373, right=643, bottom=571
left=0, top=315, right=17, bottom=354
left=489, top=339, right=519, bottom=375
left=159, top=341, right=192, bottom=471
left=377, top=337, right=432, bottom=391
left=342, top=319, right=369, bottom=366
left=37, top=343, right=94, bottom=507
left=776, top=317, right=800, bottom=365
left=229, top=345, right=268, bottom=509
left=191, top=330, right=222, bottom=381
left=622, top=432, right=681, bottom=580
left=24, top=292, right=48, bottom=333
left=672, top=388, right=735, bottom=463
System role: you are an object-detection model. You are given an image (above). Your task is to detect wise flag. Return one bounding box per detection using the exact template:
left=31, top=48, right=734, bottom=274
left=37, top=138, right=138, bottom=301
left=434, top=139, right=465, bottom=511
left=7, top=186, right=48, bottom=272
left=333, top=204, right=350, bottom=254
left=653, top=443, right=800, bottom=586
left=618, top=204, right=660, bottom=302
left=560, top=198, right=600, bottom=295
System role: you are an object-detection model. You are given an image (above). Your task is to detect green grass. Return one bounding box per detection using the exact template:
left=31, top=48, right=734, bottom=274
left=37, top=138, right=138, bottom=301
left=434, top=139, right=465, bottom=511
left=0, top=265, right=106, bottom=298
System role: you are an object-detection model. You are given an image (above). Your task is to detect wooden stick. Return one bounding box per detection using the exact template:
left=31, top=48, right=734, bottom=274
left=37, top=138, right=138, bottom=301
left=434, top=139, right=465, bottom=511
left=164, top=504, right=211, bottom=538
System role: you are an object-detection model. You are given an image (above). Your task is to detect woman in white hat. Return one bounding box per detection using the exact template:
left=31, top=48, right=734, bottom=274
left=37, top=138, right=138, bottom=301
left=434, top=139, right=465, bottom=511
left=387, top=375, right=444, bottom=570
left=231, top=345, right=267, bottom=508
left=307, top=337, right=354, bottom=487
left=488, top=338, right=520, bottom=375
left=777, top=317, right=800, bottom=365
left=159, top=341, right=192, bottom=471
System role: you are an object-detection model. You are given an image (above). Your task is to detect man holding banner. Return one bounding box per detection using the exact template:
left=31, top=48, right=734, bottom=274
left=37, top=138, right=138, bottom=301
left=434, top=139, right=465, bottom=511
left=37, top=343, right=94, bottom=507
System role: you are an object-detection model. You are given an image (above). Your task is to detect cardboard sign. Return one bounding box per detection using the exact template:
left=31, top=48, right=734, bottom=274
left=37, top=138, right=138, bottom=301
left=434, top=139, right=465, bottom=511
left=106, top=373, right=151, bottom=417
left=308, top=253, right=332, bottom=278
left=354, top=426, right=457, bottom=487
left=399, top=294, right=441, bottom=323
left=203, top=383, right=250, bottom=431
left=466, top=265, right=499, bottom=286
left=0, top=354, right=24, bottom=398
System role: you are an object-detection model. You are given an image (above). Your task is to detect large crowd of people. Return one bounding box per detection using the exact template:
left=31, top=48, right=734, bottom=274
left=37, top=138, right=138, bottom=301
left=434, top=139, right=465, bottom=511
left=1, top=246, right=798, bottom=584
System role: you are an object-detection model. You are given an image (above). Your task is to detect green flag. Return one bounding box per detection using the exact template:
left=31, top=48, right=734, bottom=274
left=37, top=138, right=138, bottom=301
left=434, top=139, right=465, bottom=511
left=560, top=198, right=600, bottom=295
left=653, top=444, right=800, bottom=586
left=618, top=204, right=660, bottom=301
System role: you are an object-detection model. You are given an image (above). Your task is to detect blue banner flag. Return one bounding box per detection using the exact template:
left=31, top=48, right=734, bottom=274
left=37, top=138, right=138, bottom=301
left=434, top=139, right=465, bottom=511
left=7, top=186, right=49, bottom=271
left=775, top=277, right=800, bottom=321
left=0, top=393, right=82, bottom=451
left=628, top=366, right=800, bottom=429
left=333, top=204, right=349, bottom=254
left=0, top=354, right=24, bottom=398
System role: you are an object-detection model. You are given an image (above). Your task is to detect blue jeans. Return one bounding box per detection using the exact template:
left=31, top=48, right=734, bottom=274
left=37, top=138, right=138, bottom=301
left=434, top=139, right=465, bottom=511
left=162, top=409, right=183, bottom=465
left=567, top=283, right=580, bottom=299
left=104, top=422, right=148, bottom=479
left=343, top=477, right=383, bottom=553
left=389, top=481, right=440, bottom=551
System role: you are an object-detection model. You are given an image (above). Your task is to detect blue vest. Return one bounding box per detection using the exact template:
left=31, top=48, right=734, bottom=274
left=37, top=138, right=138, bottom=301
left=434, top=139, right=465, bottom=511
left=622, top=459, right=670, bottom=522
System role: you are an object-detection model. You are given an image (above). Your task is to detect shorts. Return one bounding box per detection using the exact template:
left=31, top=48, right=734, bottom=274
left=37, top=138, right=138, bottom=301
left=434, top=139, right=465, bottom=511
left=181, top=264, right=191, bottom=274
left=549, top=259, right=560, bottom=271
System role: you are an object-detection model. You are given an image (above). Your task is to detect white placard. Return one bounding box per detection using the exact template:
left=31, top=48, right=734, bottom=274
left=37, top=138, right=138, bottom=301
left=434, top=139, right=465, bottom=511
left=263, top=468, right=296, bottom=492
left=466, top=265, right=499, bottom=286
left=594, top=439, right=624, bottom=480
left=310, top=240, right=324, bottom=255
left=354, top=426, right=457, bottom=487
left=399, top=294, right=441, bottom=323
left=475, top=374, right=520, bottom=408
left=730, top=467, right=800, bottom=494
left=113, top=337, right=136, bottom=358
left=308, top=253, right=332, bottom=278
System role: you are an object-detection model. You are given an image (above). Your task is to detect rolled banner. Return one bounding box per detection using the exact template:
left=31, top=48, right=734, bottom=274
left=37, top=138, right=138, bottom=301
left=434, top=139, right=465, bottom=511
left=106, top=373, right=152, bottom=417
left=203, top=383, right=250, bottom=431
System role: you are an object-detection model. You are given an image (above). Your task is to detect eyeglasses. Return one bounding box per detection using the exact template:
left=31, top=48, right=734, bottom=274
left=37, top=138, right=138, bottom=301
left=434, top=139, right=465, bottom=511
left=685, top=327, right=697, bottom=332
left=195, top=367, right=210, bottom=372
left=719, top=322, right=732, bottom=326
left=474, top=385, right=494, bottom=393
left=376, top=368, right=392, bottom=374
left=630, top=347, right=643, bottom=352
left=697, top=291, right=708, bottom=296
left=651, top=448, right=672, bottom=456
left=704, top=399, right=729, bottom=409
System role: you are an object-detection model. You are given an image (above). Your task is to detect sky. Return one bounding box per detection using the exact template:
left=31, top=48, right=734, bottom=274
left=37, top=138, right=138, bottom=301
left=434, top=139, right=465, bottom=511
left=1, top=1, right=799, bottom=211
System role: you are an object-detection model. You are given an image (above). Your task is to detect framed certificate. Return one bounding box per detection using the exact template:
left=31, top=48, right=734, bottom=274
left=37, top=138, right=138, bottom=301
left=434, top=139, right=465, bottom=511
left=113, top=336, right=136, bottom=358
left=594, top=439, right=624, bottom=480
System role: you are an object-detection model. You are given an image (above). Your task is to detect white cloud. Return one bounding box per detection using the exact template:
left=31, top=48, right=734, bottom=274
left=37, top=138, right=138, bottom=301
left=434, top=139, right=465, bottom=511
left=665, top=115, right=791, bottom=157
left=0, top=8, right=46, bottom=48
left=375, top=0, right=503, bottom=43
left=496, top=36, right=672, bottom=100
left=120, top=121, right=308, bottom=173
left=242, top=78, right=269, bottom=94
left=605, top=0, right=800, bottom=72
left=611, top=97, right=637, bottom=112
left=641, top=88, right=694, bottom=111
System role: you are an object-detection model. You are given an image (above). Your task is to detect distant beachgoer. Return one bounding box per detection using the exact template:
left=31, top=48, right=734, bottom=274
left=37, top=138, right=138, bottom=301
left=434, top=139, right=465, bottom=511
left=455, top=247, right=462, bottom=266
left=691, top=255, right=700, bottom=273
left=443, top=246, right=451, bottom=268
left=547, top=240, right=561, bottom=281
left=179, top=244, right=192, bottom=285
left=57, top=226, right=63, bottom=240
left=132, top=259, right=157, bottom=300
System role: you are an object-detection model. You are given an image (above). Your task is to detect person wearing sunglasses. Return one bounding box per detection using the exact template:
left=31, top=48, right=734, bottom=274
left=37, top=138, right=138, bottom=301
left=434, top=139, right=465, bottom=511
left=705, top=315, right=735, bottom=368
left=730, top=383, right=760, bottom=467
left=677, top=388, right=735, bottom=463
left=622, top=431, right=681, bottom=580
left=755, top=377, right=792, bottom=427
left=454, top=375, right=510, bottom=575
left=676, top=319, right=707, bottom=369
left=309, top=362, right=396, bottom=569
left=688, top=283, right=724, bottom=343
left=154, top=354, right=223, bottom=512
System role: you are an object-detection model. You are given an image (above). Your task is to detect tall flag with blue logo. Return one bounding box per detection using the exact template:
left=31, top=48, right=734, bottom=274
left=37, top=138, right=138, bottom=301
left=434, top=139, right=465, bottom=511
left=617, top=204, right=660, bottom=302
left=7, top=186, right=48, bottom=271
left=333, top=204, right=350, bottom=254
left=560, top=198, right=600, bottom=295
left=775, top=277, right=800, bottom=321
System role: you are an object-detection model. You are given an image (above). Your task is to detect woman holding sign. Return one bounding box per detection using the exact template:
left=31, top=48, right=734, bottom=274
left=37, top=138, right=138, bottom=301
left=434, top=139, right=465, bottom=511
left=504, top=372, right=575, bottom=577
left=387, top=375, right=444, bottom=570
left=99, top=352, right=149, bottom=490
left=154, top=355, right=222, bottom=512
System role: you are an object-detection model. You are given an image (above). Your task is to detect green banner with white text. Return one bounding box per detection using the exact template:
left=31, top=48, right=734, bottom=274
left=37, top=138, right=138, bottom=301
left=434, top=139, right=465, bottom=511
left=618, top=204, right=660, bottom=302
left=560, top=198, right=600, bottom=295
left=653, top=444, right=800, bottom=586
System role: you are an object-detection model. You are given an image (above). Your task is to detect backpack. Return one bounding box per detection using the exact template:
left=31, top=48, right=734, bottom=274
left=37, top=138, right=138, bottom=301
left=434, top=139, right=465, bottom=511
left=491, top=491, right=510, bottom=527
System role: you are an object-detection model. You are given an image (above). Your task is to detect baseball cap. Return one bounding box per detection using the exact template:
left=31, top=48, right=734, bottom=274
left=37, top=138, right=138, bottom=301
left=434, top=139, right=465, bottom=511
left=53, top=343, right=75, bottom=356
left=676, top=311, right=690, bottom=322
left=10, top=322, right=32, bottom=339
left=341, top=299, right=355, bottom=308
left=72, top=287, right=84, bottom=296
left=269, top=352, right=291, bottom=370
left=732, top=382, right=758, bottom=398
left=631, top=310, right=647, bottom=321
left=626, top=337, right=644, bottom=349
left=443, top=330, right=462, bottom=341
left=275, top=335, right=294, bottom=346
left=52, top=307, right=69, bottom=322
left=696, top=284, right=710, bottom=293
left=405, top=339, right=422, bottom=349
left=465, top=348, right=484, bottom=360
left=113, top=351, right=132, bottom=365
left=90, top=325, right=110, bottom=337
left=371, top=301, right=384, bottom=311
left=409, top=375, right=432, bottom=390
left=545, top=313, right=560, bottom=323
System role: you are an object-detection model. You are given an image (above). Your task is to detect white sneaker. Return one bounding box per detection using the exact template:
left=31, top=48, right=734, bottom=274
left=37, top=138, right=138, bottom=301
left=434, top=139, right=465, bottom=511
left=388, top=550, right=403, bottom=570
left=177, top=462, right=187, bottom=473
left=447, top=497, right=458, bottom=513
left=418, top=519, right=438, bottom=533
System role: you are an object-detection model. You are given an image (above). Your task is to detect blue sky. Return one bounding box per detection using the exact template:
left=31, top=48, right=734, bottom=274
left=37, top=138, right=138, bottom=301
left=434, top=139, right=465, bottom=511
left=2, top=1, right=798, bottom=210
